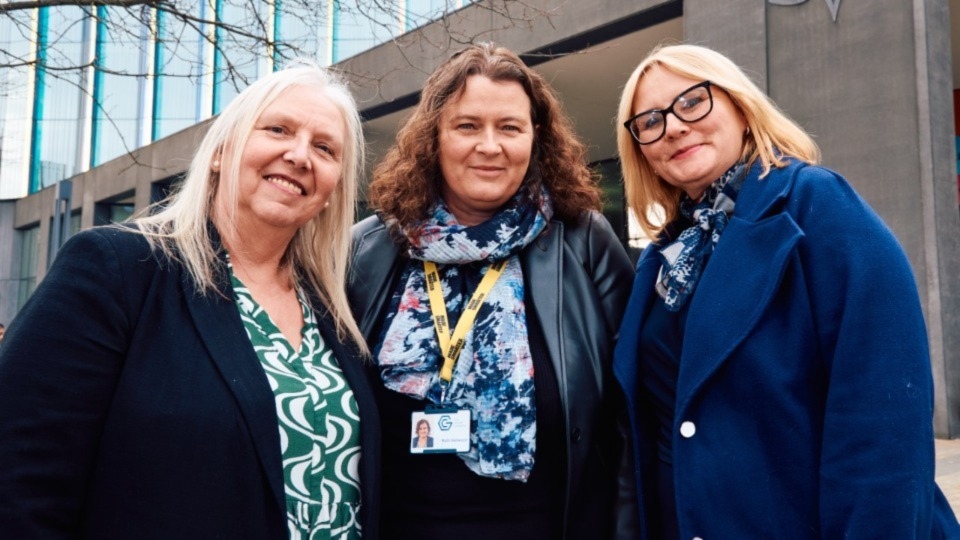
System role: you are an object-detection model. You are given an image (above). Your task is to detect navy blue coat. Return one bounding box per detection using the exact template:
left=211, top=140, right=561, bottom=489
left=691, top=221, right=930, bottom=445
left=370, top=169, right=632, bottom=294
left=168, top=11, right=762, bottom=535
left=614, top=159, right=960, bottom=539
left=0, top=227, right=381, bottom=539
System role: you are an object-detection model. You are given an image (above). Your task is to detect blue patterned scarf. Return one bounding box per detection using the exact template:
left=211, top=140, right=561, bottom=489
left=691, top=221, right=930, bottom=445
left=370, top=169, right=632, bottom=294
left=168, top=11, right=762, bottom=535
left=657, top=162, right=747, bottom=311
left=377, top=188, right=552, bottom=481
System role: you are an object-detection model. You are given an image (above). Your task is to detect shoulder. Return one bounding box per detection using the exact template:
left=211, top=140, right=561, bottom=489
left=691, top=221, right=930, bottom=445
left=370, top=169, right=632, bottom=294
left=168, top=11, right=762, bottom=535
left=741, top=160, right=886, bottom=234
left=558, top=211, right=619, bottom=246
left=351, top=215, right=399, bottom=265
left=351, top=215, right=397, bottom=257
left=759, top=159, right=858, bottom=208
left=552, top=211, right=634, bottom=283
left=786, top=161, right=859, bottom=204
left=24, top=227, right=170, bottom=330
left=353, top=214, right=385, bottom=235
left=56, top=226, right=160, bottom=272
left=765, top=162, right=915, bottom=286
left=352, top=215, right=388, bottom=242
left=348, top=215, right=405, bottom=327
left=61, top=226, right=183, bottom=294
left=65, top=225, right=148, bottom=251
left=780, top=163, right=896, bottom=243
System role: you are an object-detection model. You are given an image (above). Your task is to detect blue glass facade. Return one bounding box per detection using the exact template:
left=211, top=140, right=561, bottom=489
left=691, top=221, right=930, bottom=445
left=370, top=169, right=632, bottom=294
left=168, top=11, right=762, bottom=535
left=1, top=0, right=467, bottom=197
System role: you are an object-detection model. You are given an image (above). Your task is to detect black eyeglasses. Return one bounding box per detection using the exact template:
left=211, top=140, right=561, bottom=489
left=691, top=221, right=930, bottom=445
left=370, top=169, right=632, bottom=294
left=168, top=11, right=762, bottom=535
left=623, top=81, right=715, bottom=145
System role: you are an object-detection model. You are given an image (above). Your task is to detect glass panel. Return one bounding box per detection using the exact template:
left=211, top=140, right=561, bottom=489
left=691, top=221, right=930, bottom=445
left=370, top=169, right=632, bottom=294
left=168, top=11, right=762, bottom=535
left=70, top=212, right=82, bottom=235
left=332, top=0, right=398, bottom=63
left=0, top=11, right=36, bottom=198
left=93, top=5, right=148, bottom=165
left=403, top=0, right=459, bottom=31
left=36, top=6, right=88, bottom=189
left=17, top=226, right=39, bottom=310
left=276, top=0, right=331, bottom=65
left=153, top=4, right=206, bottom=139
left=215, top=0, right=268, bottom=111
left=110, top=204, right=135, bottom=223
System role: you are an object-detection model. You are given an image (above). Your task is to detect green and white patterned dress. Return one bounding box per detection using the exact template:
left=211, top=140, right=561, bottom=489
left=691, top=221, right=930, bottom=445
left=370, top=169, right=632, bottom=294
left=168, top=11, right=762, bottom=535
left=230, top=267, right=362, bottom=539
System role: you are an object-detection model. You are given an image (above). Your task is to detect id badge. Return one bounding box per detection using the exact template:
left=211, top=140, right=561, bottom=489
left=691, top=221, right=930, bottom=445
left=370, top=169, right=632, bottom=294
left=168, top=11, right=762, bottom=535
left=409, top=407, right=471, bottom=454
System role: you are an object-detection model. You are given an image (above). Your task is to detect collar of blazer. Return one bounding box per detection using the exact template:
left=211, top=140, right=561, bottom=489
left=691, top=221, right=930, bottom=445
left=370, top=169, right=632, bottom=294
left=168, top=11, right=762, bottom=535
left=616, top=160, right=805, bottom=408
left=181, top=243, right=287, bottom=515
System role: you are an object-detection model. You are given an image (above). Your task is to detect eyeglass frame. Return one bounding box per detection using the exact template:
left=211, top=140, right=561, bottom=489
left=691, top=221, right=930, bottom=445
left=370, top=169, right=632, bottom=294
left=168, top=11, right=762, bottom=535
left=623, top=80, right=716, bottom=145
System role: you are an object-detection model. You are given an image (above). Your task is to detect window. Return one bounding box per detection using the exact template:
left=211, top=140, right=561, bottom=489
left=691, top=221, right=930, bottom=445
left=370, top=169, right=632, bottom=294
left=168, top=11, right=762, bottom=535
left=33, top=6, right=89, bottom=191
left=16, top=226, right=39, bottom=310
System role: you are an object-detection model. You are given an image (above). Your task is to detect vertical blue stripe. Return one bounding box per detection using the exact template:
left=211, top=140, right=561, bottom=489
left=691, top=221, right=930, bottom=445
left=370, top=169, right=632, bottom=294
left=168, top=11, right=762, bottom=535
left=28, top=7, right=49, bottom=194
left=212, top=0, right=224, bottom=114
left=196, top=0, right=206, bottom=121
left=331, top=0, right=340, bottom=63
left=90, top=5, right=107, bottom=167
left=273, top=0, right=282, bottom=69
left=152, top=8, right=164, bottom=141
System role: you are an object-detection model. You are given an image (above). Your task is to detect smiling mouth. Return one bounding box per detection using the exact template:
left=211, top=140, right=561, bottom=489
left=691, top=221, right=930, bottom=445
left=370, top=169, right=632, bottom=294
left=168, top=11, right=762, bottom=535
left=471, top=166, right=505, bottom=173
left=671, top=145, right=701, bottom=159
left=264, top=176, right=304, bottom=195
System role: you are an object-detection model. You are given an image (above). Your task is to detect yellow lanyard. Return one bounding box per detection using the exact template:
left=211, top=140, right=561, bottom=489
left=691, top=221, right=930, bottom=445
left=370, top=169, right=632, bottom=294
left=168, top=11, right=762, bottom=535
left=424, top=260, right=506, bottom=386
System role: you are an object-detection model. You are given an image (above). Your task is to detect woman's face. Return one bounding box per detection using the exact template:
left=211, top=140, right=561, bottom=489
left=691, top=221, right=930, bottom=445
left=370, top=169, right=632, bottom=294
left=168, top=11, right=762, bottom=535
left=215, top=85, right=345, bottom=236
left=632, top=66, right=747, bottom=199
left=437, top=75, right=534, bottom=226
left=417, top=422, right=430, bottom=437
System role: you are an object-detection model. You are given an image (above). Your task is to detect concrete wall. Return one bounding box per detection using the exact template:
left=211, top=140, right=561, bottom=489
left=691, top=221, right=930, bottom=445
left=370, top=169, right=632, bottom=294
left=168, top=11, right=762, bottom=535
left=340, top=0, right=679, bottom=115
left=687, top=0, right=960, bottom=436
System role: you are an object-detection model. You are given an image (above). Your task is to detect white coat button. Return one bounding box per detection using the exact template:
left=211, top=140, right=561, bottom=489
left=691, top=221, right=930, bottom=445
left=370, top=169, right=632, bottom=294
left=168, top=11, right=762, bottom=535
left=680, top=421, right=696, bottom=438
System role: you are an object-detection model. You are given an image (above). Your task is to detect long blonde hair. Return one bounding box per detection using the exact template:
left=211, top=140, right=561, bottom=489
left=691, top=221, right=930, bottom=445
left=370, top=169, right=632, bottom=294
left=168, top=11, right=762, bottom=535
left=134, top=60, right=367, bottom=353
left=616, top=44, right=820, bottom=239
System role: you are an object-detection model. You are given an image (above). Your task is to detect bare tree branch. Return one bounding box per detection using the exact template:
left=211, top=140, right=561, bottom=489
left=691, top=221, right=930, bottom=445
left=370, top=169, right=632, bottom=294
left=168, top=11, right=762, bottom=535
left=0, top=0, right=149, bottom=13
left=0, top=0, right=560, bottom=182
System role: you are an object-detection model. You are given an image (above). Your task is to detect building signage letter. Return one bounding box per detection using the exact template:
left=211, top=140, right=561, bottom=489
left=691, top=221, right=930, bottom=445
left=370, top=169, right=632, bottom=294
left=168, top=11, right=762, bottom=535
left=768, top=0, right=841, bottom=22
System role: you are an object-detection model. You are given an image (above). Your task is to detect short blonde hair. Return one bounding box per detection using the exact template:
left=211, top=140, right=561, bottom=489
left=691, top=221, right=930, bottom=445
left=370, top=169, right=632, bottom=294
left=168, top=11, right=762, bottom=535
left=616, top=43, right=820, bottom=239
left=135, top=60, right=367, bottom=352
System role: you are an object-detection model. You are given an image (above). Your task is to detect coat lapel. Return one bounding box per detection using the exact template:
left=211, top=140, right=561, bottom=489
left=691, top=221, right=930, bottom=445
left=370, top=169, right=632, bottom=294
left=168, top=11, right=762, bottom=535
left=351, top=222, right=403, bottom=340
left=675, top=161, right=804, bottom=407
left=676, top=214, right=802, bottom=401
left=520, top=221, right=565, bottom=396
left=182, top=272, right=286, bottom=515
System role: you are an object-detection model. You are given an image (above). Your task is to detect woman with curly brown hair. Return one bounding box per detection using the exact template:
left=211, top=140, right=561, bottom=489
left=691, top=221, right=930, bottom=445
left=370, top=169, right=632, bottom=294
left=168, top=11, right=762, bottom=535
left=348, top=42, right=638, bottom=539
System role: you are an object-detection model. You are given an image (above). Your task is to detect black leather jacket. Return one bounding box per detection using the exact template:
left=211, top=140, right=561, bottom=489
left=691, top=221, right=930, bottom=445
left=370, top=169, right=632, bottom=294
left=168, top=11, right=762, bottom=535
left=348, top=212, right=639, bottom=539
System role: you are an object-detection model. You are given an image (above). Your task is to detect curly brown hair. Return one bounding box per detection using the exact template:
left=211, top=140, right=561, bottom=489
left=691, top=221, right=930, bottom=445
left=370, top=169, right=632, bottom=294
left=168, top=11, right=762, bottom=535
left=368, top=42, right=600, bottom=232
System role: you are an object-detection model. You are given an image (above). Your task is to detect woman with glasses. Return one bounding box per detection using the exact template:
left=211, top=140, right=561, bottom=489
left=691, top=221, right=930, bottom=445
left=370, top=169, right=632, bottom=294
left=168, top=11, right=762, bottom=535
left=613, top=44, right=960, bottom=539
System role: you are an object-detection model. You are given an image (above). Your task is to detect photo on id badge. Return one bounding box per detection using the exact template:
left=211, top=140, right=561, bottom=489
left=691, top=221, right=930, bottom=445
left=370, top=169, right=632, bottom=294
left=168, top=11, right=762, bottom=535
left=410, top=408, right=471, bottom=454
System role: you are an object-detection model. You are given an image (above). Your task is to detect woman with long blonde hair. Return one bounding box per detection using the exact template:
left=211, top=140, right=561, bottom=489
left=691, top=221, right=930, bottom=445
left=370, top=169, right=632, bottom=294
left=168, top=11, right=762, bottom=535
left=0, top=62, right=380, bottom=539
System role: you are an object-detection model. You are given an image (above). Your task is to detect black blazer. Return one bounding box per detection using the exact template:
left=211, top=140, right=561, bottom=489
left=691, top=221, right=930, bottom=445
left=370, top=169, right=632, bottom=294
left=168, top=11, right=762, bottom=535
left=0, top=227, right=380, bottom=539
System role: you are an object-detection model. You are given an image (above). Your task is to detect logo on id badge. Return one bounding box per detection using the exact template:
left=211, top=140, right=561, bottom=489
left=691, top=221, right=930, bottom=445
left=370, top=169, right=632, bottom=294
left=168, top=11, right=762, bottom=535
left=410, top=407, right=471, bottom=454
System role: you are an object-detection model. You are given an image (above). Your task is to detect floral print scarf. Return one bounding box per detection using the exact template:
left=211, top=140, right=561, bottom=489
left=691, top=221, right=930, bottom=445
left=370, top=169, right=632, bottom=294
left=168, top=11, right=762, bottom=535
left=376, top=188, right=552, bottom=481
left=657, top=161, right=747, bottom=311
